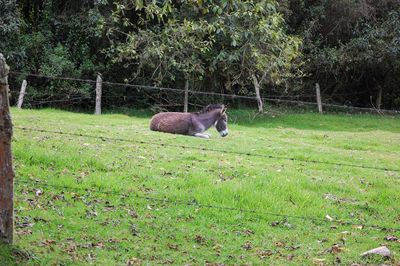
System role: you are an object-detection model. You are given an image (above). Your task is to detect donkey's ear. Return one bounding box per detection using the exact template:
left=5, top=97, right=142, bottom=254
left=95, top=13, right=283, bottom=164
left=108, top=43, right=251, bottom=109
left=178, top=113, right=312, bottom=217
left=220, top=106, right=227, bottom=115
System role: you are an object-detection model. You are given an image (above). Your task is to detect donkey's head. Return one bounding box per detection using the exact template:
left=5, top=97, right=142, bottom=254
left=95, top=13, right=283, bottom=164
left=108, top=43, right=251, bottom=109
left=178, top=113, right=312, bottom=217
left=215, top=106, right=228, bottom=137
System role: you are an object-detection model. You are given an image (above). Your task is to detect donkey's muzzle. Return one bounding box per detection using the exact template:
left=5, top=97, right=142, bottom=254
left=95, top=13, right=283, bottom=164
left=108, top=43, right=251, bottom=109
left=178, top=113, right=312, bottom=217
left=219, top=130, right=229, bottom=137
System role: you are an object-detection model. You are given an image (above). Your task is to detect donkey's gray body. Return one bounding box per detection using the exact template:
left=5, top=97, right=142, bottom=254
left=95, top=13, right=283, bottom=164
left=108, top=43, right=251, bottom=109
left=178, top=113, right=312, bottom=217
left=150, top=105, right=228, bottom=139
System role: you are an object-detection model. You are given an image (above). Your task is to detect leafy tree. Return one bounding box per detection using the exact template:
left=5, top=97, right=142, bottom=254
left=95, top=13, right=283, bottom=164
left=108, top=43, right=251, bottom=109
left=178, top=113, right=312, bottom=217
left=205, top=1, right=302, bottom=112
left=6, top=0, right=399, bottom=110
left=109, top=0, right=302, bottom=112
left=0, top=0, right=22, bottom=66
left=280, top=0, right=400, bottom=109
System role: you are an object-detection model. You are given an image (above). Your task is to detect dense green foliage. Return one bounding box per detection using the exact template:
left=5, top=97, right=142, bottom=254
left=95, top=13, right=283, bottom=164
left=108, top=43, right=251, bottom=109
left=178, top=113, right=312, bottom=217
left=1, top=0, right=400, bottom=109
left=281, top=0, right=400, bottom=108
left=2, top=108, right=400, bottom=264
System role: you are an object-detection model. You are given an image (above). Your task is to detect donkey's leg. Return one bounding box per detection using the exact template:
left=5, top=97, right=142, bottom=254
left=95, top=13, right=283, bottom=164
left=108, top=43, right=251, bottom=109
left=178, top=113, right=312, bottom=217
left=194, top=133, right=210, bottom=139
left=204, top=132, right=211, bottom=137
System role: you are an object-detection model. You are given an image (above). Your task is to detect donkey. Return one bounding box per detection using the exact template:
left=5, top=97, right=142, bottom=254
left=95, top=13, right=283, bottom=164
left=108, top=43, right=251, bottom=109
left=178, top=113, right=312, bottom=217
left=149, top=104, right=228, bottom=138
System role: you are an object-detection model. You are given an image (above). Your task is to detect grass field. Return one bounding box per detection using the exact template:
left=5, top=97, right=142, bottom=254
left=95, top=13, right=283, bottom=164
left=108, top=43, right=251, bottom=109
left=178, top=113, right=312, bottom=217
left=1, top=107, right=400, bottom=265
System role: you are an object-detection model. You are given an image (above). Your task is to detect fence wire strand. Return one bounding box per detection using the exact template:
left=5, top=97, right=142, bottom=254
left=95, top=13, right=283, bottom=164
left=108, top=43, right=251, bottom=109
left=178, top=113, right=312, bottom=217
left=15, top=179, right=399, bottom=232
left=9, top=71, right=400, bottom=114
left=15, top=126, right=400, bottom=173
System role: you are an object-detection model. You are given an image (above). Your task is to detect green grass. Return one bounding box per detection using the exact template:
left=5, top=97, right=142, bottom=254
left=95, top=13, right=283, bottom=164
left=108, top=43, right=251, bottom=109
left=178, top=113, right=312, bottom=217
left=1, top=107, right=400, bottom=265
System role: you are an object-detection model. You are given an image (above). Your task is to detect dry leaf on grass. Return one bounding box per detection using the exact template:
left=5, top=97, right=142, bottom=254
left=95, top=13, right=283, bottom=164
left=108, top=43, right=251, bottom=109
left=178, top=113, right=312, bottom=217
left=242, top=241, right=253, bottom=250
left=384, top=235, right=398, bottom=242
left=16, top=230, right=32, bottom=235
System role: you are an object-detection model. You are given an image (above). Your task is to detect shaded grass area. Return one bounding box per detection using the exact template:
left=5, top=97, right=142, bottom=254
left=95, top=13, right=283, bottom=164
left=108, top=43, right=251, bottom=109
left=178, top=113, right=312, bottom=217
left=1, top=108, right=399, bottom=265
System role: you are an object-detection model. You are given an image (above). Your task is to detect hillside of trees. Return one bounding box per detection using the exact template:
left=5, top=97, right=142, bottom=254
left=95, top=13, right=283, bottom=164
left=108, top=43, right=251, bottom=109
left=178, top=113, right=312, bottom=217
left=1, top=0, right=399, bottom=110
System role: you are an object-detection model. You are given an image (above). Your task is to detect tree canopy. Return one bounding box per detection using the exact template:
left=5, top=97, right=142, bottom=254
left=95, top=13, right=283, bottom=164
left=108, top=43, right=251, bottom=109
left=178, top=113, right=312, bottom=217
left=2, top=0, right=400, bottom=110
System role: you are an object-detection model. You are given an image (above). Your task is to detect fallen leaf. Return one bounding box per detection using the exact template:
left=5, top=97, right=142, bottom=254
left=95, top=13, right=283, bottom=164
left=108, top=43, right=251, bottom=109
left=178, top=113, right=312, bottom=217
left=271, top=221, right=280, bottom=227
left=257, top=249, right=273, bottom=259
left=103, top=206, right=115, bottom=212
left=40, top=239, right=56, bottom=246
left=352, top=225, right=363, bottom=230
left=87, top=253, right=95, bottom=262
left=313, top=258, right=325, bottom=266
left=213, top=244, right=223, bottom=256
left=93, top=242, right=105, bottom=248
left=168, top=243, right=179, bottom=250
left=328, top=244, right=344, bottom=254
left=242, top=241, right=253, bottom=250
left=286, top=245, right=301, bottom=251
left=194, top=235, right=206, bottom=245
left=52, top=194, right=65, bottom=200
left=234, top=229, right=254, bottom=236
left=130, top=223, right=139, bottom=236
left=16, top=230, right=32, bottom=235
left=86, top=210, right=97, bottom=218
left=107, top=238, right=122, bottom=243
left=384, top=235, right=398, bottom=241
left=35, top=189, right=43, bottom=197
left=241, top=229, right=254, bottom=236
left=128, top=209, right=138, bottom=218
left=16, top=222, right=34, bottom=228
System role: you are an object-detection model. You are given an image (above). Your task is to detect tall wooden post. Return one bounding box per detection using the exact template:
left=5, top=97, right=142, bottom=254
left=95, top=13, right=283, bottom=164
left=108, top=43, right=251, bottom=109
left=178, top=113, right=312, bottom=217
left=184, top=80, right=189, bottom=113
left=95, top=73, right=102, bottom=115
left=376, top=87, right=382, bottom=110
left=0, top=53, right=15, bottom=244
left=315, top=83, right=323, bottom=113
left=17, top=80, right=27, bottom=109
left=251, top=74, right=263, bottom=113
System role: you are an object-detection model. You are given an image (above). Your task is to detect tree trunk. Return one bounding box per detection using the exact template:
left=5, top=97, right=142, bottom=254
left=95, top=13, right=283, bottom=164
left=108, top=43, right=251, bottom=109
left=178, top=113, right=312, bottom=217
left=251, top=74, right=263, bottom=113
left=0, top=54, right=14, bottom=244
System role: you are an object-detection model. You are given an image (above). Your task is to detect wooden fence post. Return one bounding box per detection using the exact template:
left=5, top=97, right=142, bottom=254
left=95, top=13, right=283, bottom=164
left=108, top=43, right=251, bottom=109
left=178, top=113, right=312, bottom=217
left=184, top=80, right=189, bottom=113
left=95, top=73, right=102, bottom=115
left=315, top=83, right=323, bottom=113
left=376, top=86, right=382, bottom=110
left=0, top=53, right=15, bottom=244
left=251, top=74, right=263, bottom=113
left=17, top=80, right=27, bottom=109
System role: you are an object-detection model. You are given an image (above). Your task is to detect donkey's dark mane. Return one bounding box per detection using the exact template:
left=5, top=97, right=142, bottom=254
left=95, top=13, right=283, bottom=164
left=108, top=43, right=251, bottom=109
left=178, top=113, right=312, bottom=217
left=195, top=104, right=224, bottom=114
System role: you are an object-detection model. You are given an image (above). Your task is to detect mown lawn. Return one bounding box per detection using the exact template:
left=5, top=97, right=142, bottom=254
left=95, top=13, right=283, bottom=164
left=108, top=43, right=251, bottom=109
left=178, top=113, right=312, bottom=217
left=1, top=108, right=400, bottom=265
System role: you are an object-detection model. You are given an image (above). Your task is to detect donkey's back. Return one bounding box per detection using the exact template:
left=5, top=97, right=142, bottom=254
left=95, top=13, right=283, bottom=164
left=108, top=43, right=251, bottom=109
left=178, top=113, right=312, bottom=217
left=150, top=112, right=192, bottom=135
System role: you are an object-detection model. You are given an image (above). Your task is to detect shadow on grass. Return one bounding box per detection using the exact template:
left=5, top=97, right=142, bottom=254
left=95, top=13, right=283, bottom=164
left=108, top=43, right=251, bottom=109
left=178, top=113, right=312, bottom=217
left=0, top=243, right=34, bottom=266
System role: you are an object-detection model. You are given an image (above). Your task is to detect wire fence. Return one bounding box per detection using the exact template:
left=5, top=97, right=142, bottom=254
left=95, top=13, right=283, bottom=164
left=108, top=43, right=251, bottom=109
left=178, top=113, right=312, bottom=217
left=11, top=115, right=400, bottom=234
left=9, top=71, right=400, bottom=114
left=15, top=126, right=400, bottom=173
left=27, top=96, right=92, bottom=106
left=15, top=179, right=399, bottom=232
left=8, top=71, right=400, bottom=243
